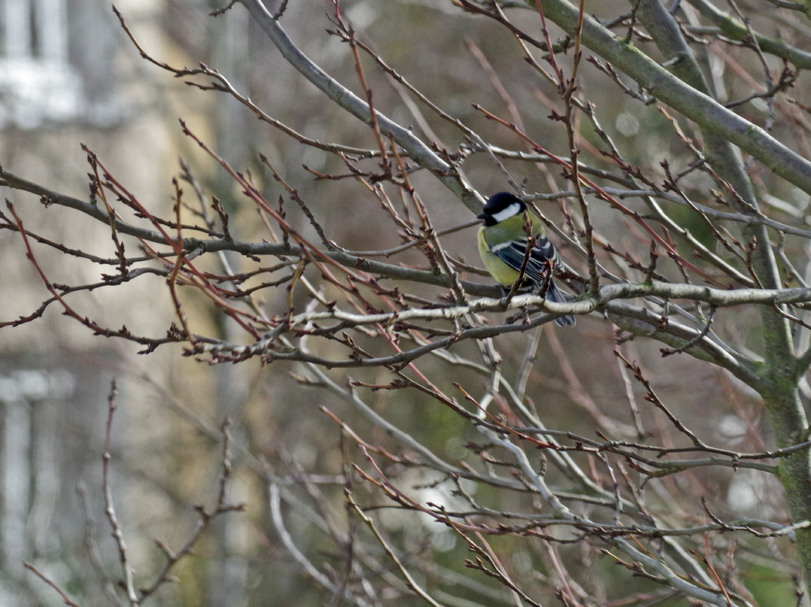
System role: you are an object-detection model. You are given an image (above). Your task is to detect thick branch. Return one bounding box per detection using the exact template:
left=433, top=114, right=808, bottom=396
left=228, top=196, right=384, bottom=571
left=534, top=0, right=811, bottom=194
left=628, top=1, right=811, bottom=595
left=686, top=0, right=811, bottom=69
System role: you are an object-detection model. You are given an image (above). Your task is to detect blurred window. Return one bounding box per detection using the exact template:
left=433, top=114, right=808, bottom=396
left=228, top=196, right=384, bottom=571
left=0, top=0, right=83, bottom=128
left=0, top=368, right=76, bottom=572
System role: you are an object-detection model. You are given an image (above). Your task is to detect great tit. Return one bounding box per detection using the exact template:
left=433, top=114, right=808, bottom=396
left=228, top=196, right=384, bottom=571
left=477, top=192, right=575, bottom=327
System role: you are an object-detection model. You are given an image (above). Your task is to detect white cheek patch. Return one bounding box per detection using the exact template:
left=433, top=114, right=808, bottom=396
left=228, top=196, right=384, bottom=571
left=491, top=202, right=522, bottom=223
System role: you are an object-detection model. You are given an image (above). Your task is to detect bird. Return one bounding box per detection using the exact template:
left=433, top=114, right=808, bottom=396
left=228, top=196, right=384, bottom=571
left=477, top=192, right=575, bottom=327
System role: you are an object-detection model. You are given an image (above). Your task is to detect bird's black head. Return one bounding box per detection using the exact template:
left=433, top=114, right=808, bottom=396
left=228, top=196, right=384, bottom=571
left=477, top=192, right=527, bottom=226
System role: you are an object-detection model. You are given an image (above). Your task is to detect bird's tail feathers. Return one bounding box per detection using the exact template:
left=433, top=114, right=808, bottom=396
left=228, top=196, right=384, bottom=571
left=545, top=281, right=576, bottom=327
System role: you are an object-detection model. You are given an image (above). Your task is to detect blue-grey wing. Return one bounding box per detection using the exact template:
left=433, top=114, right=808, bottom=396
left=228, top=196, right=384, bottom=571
left=490, top=238, right=558, bottom=286
left=490, top=238, right=575, bottom=327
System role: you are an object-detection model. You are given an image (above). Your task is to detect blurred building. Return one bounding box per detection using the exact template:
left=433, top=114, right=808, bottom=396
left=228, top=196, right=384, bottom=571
left=0, top=1, right=253, bottom=604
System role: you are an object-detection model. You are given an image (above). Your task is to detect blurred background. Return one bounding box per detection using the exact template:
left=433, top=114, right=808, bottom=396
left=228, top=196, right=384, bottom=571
left=0, top=0, right=806, bottom=605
